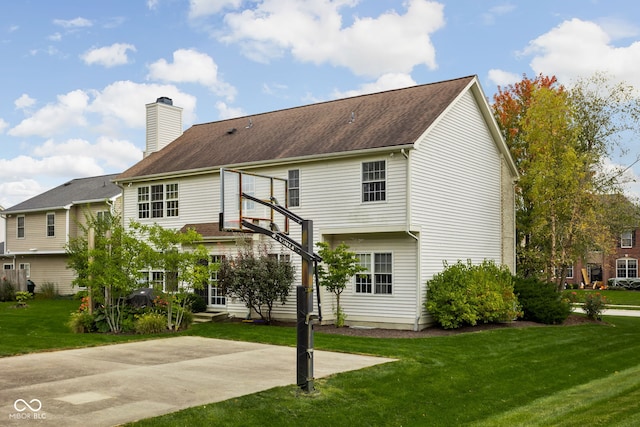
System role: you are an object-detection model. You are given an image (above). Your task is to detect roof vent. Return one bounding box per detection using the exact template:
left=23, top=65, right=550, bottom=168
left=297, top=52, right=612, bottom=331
left=227, top=128, right=237, bottom=134
left=348, top=111, right=355, bottom=123
left=156, top=96, right=173, bottom=105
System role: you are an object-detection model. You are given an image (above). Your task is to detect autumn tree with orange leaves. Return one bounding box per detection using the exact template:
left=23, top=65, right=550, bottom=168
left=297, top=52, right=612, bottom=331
left=493, top=73, right=640, bottom=287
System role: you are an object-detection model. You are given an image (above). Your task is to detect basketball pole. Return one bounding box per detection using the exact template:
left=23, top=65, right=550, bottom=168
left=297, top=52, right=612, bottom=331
left=297, top=219, right=316, bottom=392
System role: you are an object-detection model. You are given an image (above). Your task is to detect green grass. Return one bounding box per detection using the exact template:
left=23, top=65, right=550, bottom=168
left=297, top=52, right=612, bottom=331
left=565, top=289, right=640, bottom=306
left=0, top=299, right=172, bottom=356
left=4, top=298, right=640, bottom=426
left=127, top=317, right=640, bottom=427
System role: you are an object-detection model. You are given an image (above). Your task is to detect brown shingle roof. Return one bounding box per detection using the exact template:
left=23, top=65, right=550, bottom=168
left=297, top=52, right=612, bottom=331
left=117, top=76, right=475, bottom=180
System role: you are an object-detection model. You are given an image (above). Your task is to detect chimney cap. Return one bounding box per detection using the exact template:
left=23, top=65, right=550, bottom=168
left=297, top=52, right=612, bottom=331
left=156, top=96, right=173, bottom=105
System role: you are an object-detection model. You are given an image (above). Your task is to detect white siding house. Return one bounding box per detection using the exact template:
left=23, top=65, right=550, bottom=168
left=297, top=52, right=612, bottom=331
left=115, top=76, right=518, bottom=330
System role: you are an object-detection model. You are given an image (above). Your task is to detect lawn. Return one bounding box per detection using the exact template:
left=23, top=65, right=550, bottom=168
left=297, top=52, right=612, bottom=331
left=565, top=289, right=640, bottom=306
left=3, top=298, right=640, bottom=426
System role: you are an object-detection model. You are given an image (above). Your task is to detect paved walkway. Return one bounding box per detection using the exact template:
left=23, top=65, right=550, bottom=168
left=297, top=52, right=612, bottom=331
left=574, top=306, right=640, bottom=317
left=0, top=336, right=395, bottom=426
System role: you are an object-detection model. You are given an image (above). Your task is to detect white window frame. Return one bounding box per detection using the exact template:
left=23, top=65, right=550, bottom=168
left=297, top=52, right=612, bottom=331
left=19, top=263, right=30, bottom=278
left=362, top=160, right=386, bottom=203
left=208, top=255, right=226, bottom=306
left=3, top=264, right=13, bottom=270
left=621, top=231, right=633, bottom=248
left=288, top=169, right=300, bottom=207
left=46, top=212, right=55, bottom=237
left=355, top=252, right=393, bottom=295
left=138, top=183, right=179, bottom=219
left=617, top=258, right=638, bottom=278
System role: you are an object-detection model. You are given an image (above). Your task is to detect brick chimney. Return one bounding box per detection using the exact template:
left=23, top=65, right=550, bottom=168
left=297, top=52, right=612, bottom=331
left=145, top=97, right=183, bottom=157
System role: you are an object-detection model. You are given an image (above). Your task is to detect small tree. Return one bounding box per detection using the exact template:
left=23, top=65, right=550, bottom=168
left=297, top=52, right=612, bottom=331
left=66, top=212, right=150, bottom=333
left=130, top=222, right=211, bottom=331
left=315, top=241, right=364, bottom=327
left=218, top=243, right=295, bottom=323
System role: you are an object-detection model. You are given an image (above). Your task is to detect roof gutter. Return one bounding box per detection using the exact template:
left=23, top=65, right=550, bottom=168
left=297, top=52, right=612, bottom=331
left=2, top=204, right=72, bottom=215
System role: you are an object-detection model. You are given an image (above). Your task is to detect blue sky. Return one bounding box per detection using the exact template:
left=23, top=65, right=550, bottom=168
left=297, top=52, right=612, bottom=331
left=1, top=0, right=639, bottom=207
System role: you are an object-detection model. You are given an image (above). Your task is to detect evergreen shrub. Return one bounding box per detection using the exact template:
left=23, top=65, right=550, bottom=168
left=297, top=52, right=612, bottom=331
left=514, top=277, right=571, bottom=324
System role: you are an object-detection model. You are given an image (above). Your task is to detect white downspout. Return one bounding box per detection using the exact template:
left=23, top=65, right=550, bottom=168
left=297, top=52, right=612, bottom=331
left=402, top=149, right=421, bottom=331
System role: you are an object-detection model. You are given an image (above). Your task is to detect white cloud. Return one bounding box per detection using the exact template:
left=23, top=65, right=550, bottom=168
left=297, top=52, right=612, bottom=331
left=331, top=73, right=417, bottom=99
left=521, top=18, right=640, bottom=88
left=89, top=80, right=197, bottom=128
left=33, top=137, right=141, bottom=170
left=215, top=101, right=246, bottom=119
left=0, top=179, right=44, bottom=209
left=487, top=69, right=521, bottom=88
left=147, top=49, right=236, bottom=101
left=14, top=94, right=36, bottom=110
left=81, top=43, right=136, bottom=68
left=0, top=155, right=103, bottom=181
left=219, top=0, right=445, bottom=78
left=8, top=90, right=89, bottom=138
left=189, top=0, right=242, bottom=18
left=481, top=4, right=515, bottom=26
left=53, top=17, right=93, bottom=28
left=0, top=118, right=8, bottom=133
left=147, top=0, right=159, bottom=10
left=48, top=32, right=62, bottom=41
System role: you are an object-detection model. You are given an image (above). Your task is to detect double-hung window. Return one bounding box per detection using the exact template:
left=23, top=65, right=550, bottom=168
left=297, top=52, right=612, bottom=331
left=17, top=215, right=25, bottom=238
left=288, top=169, right=300, bottom=207
left=617, top=258, right=638, bottom=278
left=621, top=231, right=633, bottom=248
left=138, top=184, right=179, bottom=219
left=355, top=252, right=393, bottom=294
left=362, top=161, right=386, bottom=202
left=46, top=212, right=55, bottom=237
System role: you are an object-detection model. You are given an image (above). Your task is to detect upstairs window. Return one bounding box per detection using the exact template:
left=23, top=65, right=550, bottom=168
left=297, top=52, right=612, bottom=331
left=288, top=169, right=300, bottom=207
left=138, top=187, right=150, bottom=218
left=621, top=230, right=633, bottom=248
left=46, top=213, right=55, bottom=237
left=17, top=215, right=25, bottom=238
left=138, top=184, right=179, bottom=219
left=362, top=161, right=386, bottom=202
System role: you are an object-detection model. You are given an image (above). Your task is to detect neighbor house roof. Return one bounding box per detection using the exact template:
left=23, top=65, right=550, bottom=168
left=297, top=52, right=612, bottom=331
left=3, top=174, right=121, bottom=214
left=117, top=76, right=505, bottom=181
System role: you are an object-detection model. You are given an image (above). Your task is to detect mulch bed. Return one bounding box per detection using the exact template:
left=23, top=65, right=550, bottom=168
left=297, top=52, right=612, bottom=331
left=309, top=314, right=604, bottom=339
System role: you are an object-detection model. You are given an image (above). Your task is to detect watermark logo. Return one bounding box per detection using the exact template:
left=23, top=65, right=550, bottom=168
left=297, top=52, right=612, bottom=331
left=14, top=399, right=42, bottom=412
left=9, top=399, right=46, bottom=420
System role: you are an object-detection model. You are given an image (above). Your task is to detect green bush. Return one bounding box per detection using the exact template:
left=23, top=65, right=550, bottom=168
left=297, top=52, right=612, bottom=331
left=514, top=277, right=572, bottom=324
left=426, top=260, right=521, bottom=329
left=134, top=312, right=167, bottom=334
left=67, top=311, right=96, bottom=333
left=0, top=279, right=16, bottom=302
left=187, top=293, right=207, bottom=313
left=38, top=282, right=59, bottom=299
left=583, top=292, right=607, bottom=320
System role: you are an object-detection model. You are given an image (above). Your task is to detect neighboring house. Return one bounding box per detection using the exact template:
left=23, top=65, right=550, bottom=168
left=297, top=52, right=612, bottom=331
left=115, top=76, right=519, bottom=330
left=0, top=204, right=5, bottom=255
left=1, top=175, right=122, bottom=295
left=571, top=227, right=640, bottom=288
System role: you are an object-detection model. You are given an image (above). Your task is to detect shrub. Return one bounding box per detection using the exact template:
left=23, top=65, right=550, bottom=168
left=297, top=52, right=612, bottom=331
left=514, top=277, right=572, bottom=324
left=135, top=312, right=167, bottom=334
left=0, top=279, right=16, bottom=302
left=187, top=293, right=207, bottom=313
left=67, top=311, right=95, bottom=333
left=15, top=291, right=33, bottom=307
left=583, top=292, right=607, bottom=320
left=39, top=282, right=59, bottom=299
left=426, top=260, right=521, bottom=329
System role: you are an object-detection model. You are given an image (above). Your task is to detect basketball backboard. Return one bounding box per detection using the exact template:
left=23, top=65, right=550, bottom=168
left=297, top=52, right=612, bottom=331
left=219, top=168, right=289, bottom=233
